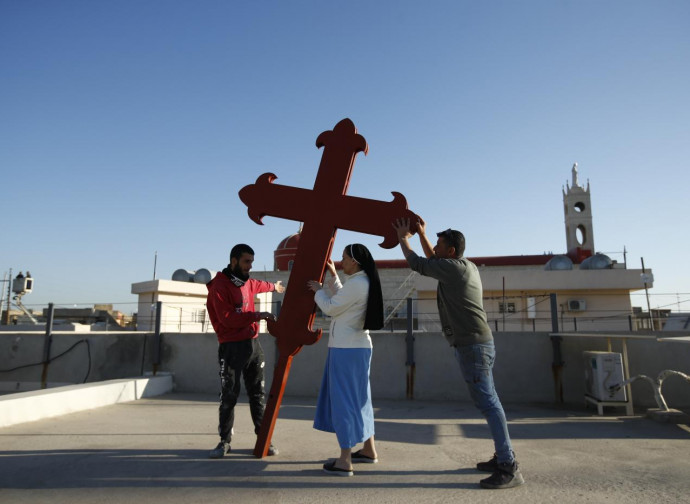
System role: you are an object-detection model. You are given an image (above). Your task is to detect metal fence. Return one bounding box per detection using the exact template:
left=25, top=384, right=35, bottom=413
left=2, top=291, right=688, bottom=333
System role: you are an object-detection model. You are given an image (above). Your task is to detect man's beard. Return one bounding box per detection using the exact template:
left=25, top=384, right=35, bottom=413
left=231, top=264, right=250, bottom=282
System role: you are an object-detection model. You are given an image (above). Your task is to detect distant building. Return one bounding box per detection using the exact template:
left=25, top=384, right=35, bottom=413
left=131, top=166, right=654, bottom=333
left=1, top=305, right=132, bottom=330
left=40, top=305, right=132, bottom=329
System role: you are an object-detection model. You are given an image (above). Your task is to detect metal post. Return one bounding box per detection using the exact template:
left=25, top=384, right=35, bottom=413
left=40, top=303, right=55, bottom=389
left=0, top=272, right=6, bottom=323
left=502, top=277, right=506, bottom=331
left=620, top=338, right=634, bottom=416
left=550, top=293, right=559, bottom=333
left=152, top=301, right=162, bottom=375
left=549, top=293, right=564, bottom=403
left=4, top=268, right=11, bottom=325
left=405, top=297, right=415, bottom=400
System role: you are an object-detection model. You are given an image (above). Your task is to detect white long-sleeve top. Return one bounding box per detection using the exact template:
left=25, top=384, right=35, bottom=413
left=314, top=270, right=372, bottom=349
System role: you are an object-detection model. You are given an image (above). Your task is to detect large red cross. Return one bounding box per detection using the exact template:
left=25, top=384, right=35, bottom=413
left=239, top=118, right=418, bottom=457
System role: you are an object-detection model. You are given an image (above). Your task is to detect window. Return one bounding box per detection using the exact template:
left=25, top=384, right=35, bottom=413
left=499, top=302, right=516, bottom=314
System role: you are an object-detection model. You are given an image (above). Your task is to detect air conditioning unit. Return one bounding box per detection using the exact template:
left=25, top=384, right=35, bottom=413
left=583, top=351, right=626, bottom=402
left=567, top=299, right=586, bottom=311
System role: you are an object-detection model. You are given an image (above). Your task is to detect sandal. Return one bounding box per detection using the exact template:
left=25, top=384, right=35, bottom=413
left=323, top=460, right=354, bottom=477
left=351, top=449, right=378, bottom=464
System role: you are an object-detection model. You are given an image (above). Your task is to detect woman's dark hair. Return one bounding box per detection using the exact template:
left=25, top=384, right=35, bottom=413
left=346, top=243, right=384, bottom=330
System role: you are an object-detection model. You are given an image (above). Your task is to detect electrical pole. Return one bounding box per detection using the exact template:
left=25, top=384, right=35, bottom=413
left=641, top=257, right=653, bottom=329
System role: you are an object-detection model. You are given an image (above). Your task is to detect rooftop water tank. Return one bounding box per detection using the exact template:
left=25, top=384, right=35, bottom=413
left=193, top=269, right=216, bottom=284
left=172, top=269, right=195, bottom=282
left=545, top=255, right=573, bottom=271
left=580, top=253, right=613, bottom=270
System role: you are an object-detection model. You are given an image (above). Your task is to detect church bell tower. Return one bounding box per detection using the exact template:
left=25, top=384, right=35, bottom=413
left=563, top=163, right=595, bottom=262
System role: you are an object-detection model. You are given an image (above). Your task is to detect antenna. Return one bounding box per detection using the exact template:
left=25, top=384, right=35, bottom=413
left=153, top=251, right=158, bottom=280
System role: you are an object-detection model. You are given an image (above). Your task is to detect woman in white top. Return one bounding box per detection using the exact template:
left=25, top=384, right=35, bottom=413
left=307, top=243, right=384, bottom=477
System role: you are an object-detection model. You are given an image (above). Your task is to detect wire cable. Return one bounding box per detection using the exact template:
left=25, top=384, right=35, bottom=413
left=0, top=339, right=91, bottom=383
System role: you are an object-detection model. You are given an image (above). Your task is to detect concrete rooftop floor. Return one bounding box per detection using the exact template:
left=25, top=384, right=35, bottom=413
left=1, top=393, right=689, bottom=504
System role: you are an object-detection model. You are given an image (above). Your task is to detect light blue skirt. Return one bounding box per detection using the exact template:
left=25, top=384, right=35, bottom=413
left=313, top=347, right=375, bottom=449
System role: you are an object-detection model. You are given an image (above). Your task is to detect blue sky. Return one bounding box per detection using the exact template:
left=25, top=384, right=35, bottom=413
left=1, top=0, right=689, bottom=315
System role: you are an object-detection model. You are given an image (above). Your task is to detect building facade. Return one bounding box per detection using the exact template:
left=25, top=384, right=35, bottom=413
left=131, top=166, right=653, bottom=333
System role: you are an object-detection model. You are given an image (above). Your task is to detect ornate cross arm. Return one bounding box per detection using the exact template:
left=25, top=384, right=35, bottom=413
left=240, top=175, right=416, bottom=248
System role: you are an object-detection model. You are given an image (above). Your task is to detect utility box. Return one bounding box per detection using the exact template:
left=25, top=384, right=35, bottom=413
left=583, top=351, right=627, bottom=402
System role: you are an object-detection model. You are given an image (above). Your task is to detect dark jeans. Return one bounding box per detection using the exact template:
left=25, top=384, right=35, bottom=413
left=454, top=342, right=514, bottom=464
left=217, top=338, right=266, bottom=442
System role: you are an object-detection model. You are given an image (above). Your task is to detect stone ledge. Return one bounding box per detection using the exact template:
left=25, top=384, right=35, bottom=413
left=0, top=373, right=174, bottom=428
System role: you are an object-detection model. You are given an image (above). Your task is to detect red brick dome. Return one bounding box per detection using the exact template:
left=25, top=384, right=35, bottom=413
left=274, top=230, right=301, bottom=271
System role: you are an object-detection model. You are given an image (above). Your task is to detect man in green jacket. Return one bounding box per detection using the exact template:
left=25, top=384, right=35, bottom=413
left=393, top=217, right=524, bottom=490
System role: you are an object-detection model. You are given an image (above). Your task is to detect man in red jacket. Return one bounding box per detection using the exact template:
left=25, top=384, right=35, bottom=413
left=206, top=243, right=285, bottom=458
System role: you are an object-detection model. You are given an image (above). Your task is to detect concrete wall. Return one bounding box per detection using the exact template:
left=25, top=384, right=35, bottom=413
left=0, top=332, right=157, bottom=386
left=1, top=330, right=688, bottom=410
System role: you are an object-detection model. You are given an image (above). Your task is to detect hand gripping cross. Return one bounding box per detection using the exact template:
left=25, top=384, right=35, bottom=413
left=239, top=118, right=418, bottom=457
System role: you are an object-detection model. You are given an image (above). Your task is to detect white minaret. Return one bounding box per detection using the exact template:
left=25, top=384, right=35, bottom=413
left=563, top=163, right=595, bottom=259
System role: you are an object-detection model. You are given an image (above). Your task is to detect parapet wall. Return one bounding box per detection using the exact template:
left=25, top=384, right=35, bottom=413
left=0, top=331, right=688, bottom=410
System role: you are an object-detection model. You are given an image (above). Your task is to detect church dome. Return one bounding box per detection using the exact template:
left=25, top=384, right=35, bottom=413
left=579, top=253, right=613, bottom=270
left=274, top=230, right=301, bottom=271
left=545, top=255, right=573, bottom=271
